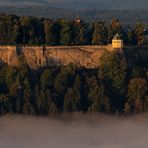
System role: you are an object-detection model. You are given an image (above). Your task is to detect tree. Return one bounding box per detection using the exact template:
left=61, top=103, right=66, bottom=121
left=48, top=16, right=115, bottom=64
left=51, top=21, right=62, bottom=45
left=43, top=19, right=53, bottom=45
left=48, top=102, right=58, bottom=116
left=64, top=88, right=79, bottom=112
left=134, top=22, right=145, bottom=45
left=92, top=22, right=108, bottom=45
left=54, top=71, right=67, bottom=95
left=71, top=20, right=90, bottom=45
left=19, top=16, right=45, bottom=44
left=72, top=75, right=81, bottom=111
left=37, top=90, right=47, bottom=115
left=99, top=50, right=127, bottom=94
left=127, top=78, right=148, bottom=112
left=40, top=69, right=53, bottom=91
left=99, top=50, right=127, bottom=112
left=108, top=18, right=125, bottom=44
left=0, top=94, right=11, bottom=114
left=5, top=66, right=18, bottom=88
left=60, top=19, right=71, bottom=45
left=23, top=78, right=35, bottom=114
left=87, top=76, right=110, bottom=113
left=9, top=77, right=23, bottom=113
left=0, top=14, right=19, bottom=44
left=127, top=30, right=137, bottom=45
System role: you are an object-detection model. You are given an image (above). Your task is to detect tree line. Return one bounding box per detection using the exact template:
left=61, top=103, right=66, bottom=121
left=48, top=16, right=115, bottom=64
left=0, top=50, right=147, bottom=116
left=0, top=13, right=146, bottom=46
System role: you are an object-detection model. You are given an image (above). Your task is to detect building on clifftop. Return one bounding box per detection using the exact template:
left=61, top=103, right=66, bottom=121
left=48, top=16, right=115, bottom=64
left=112, top=33, right=123, bottom=49
left=75, top=16, right=81, bottom=24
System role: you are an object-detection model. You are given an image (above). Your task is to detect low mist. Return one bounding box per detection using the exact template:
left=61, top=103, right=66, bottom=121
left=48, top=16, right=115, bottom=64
left=0, top=113, right=148, bottom=148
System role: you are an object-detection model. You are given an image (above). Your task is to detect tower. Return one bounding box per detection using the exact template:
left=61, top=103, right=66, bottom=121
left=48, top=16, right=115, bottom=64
left=75, top=16, right=81, bottom=24
left=112, top=33, right=123, bottom=49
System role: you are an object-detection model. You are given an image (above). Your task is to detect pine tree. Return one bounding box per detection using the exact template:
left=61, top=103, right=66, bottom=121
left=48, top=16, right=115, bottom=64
left=64, top=88, right=79, bottom=112
left=44, top=19, right=53, bottom=45
left=23, top=78, right=34, bottom=114
left=60, top=19, right=71, bottom=45
left=108, top=18, right=125, bottom=43
left=127, top=78, right=148, bottom=112
left=134, top=22, right=145, bottom=45
left=92, top=22, right=108, bottom=45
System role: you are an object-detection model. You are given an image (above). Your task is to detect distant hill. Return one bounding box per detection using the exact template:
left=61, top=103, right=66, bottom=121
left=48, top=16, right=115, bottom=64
left=0, top=0, right=148, bottom=9
left=0, top=0, right=148, bottom=27
left=0, top=5, right=148, bottom=27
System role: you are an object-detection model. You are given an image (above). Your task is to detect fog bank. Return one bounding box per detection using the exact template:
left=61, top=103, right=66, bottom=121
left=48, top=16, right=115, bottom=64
left=0, top=114, right=148, bottom=148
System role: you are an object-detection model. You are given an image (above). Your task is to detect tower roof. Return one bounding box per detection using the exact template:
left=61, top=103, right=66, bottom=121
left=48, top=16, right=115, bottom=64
left=113, top=33, right=121, bottom=40
left=75, top=16, right=81, bottom=23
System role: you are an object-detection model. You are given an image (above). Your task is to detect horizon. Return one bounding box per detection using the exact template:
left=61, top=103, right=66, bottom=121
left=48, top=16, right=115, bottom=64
left=0, top=0, right=148, bottom=10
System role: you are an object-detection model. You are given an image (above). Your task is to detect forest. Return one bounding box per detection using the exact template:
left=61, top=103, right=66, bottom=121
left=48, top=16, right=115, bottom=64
left=0, top=13, right=146, bottom=46
left=0, top=50, right=147, bottom=116
left=0, top=13, right=147, bottom=116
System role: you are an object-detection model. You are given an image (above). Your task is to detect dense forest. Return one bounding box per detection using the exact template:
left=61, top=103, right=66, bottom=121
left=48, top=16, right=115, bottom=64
left=0, top=13, right=146, bottom=46
left=0, top=13, right=147, bottom=116
left=0, top=50, right=147, bottom=116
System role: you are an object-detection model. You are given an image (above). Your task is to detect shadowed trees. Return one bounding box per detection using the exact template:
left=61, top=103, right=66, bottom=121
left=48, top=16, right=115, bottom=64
left=0, top=60, right=147, bottom=116
left=127, top=78, right=148, bottom=113
left=92, top=22, right=108, bottom=45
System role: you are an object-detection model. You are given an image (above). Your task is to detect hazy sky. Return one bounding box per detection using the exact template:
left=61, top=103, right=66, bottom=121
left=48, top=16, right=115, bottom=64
left=0, top=114, right=148, bottom=148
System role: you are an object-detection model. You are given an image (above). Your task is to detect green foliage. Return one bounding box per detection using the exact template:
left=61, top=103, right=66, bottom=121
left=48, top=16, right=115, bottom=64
left=64, top=88, right=79, bottom=112
left=0, top=13, right=147, bottom=46
left=99, top=50, right=128, bottom=112
left=23, top=78, right=34, bottom=114
left=60, top=19, right=71, bottom=45
left=0, top=94, right=11, bottom=114
left=108, top=19, right=124, bottom=43
left=134, top=23, right=145, bottom=45
left=43, top=19, right=53, bottom=45
left=92, top=22, right=108, bottom=45
left=40, top=69, right=53, bottom=91
left=99, top=50, right=127, bottom=94
left=87, top=76, right=110, bottom=113
left=127, top=78, right=148, bottom=112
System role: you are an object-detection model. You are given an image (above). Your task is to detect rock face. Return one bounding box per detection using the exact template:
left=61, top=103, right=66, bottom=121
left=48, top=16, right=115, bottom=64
left=0, top=46, right=19, bottom=66
left=0, top=45, right=113, bottom=69
left=0, top=45, right=147, bottom=69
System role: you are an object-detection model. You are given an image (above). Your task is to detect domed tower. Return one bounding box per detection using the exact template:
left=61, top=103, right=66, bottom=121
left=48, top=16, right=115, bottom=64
left=75, top=16, right=81, bottom=24
left=112, top=33, right=123, bottom=49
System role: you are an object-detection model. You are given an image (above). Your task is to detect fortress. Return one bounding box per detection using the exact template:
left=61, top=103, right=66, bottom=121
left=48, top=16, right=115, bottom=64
left=0, top=34, right=147, bottom=69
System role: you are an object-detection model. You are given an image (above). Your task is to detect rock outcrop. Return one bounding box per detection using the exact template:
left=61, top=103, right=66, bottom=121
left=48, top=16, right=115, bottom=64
left=0, top=45, right=113, bottom=69
left=0, top=45, right=147, bottom=69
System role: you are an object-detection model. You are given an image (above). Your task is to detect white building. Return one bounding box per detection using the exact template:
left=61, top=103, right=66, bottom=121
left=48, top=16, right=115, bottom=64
left=112, top=33, right=123, bottom=49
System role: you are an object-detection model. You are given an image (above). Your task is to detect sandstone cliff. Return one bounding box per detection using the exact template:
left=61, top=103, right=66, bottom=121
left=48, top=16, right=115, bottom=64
left=0, top=45, right=147, bottom=69
left=0, top=45, right=113, bottom=69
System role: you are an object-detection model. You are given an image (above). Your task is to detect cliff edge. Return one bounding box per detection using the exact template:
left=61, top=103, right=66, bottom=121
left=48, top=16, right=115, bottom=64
left=0, top=45, right=147, bottom=69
